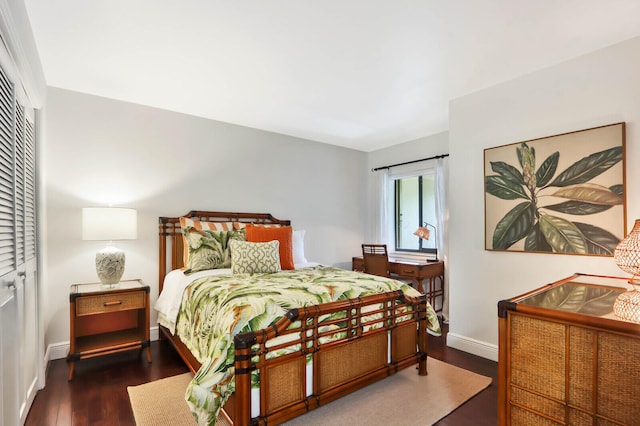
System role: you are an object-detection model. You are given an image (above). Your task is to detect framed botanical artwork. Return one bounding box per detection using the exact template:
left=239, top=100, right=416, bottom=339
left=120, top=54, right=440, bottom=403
left=484, top=122, right=626, bottom=256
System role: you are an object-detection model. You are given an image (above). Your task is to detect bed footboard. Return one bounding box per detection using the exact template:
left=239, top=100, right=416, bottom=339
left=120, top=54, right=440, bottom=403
left=233, top=290, right=428, bottom=426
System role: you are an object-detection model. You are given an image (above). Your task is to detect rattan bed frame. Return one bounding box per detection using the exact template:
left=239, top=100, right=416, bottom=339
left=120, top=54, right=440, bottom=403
left=158, top=211, right=429, bottom=425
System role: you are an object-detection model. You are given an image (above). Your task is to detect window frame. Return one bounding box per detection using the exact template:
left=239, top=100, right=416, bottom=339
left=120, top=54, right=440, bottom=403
left=393, top=172, right=437, bottom=255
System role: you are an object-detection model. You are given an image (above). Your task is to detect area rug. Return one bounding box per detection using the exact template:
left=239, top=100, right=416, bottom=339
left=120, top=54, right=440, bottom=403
left=128, top=357, right=492, bottom=425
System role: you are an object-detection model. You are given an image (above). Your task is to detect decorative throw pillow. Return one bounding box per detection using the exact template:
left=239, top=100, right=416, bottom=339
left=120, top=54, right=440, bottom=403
left=245, top=224, right=295, bottom=270
left=233, top=222, right=282, bottom=230
left=179, top=217, right=235, bottom=266
left=180, top=217, right=235, bottom=231
left=229, top=240, right=281, bottom=274
left=183, top=229, right=246, bottom=274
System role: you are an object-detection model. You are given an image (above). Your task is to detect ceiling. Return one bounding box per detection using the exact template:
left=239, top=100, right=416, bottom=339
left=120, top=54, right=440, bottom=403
left=23, top=1, right=640, bottom=152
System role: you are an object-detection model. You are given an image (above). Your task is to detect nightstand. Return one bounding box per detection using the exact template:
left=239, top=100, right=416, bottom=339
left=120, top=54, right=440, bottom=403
left=67, top=279, right=152, bottom=380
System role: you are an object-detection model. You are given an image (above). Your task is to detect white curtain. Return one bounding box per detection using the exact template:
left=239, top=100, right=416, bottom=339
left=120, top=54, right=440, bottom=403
left=373, top=169, right=390, bottom=245
left=374, top=158, right=449, bottom=321
left=434, top=156, right=450, bottom=322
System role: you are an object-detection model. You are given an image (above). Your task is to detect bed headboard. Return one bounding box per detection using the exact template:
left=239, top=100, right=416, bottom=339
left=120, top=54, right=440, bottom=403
left=158, top=211, right=291, bottom=292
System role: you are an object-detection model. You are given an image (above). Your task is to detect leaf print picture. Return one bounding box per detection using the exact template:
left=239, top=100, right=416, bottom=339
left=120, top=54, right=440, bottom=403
left=484, top=123, right=626, bottom=255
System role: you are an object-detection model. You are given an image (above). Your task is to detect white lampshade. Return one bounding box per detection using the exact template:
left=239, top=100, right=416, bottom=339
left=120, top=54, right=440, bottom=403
left=82, top=207, right=137, bottom=286
left=82, top=207, right=137, bottom=241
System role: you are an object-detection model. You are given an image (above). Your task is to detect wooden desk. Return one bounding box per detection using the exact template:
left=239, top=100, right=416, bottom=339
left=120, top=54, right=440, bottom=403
left=352, top=257, right=444, bottom=313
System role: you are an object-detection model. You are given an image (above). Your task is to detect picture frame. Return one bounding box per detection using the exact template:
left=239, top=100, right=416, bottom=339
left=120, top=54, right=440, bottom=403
left=484, top=122, right=626, bottom=256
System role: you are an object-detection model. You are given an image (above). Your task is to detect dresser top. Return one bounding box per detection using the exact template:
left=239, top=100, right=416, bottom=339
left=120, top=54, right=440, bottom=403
left=499, top=273, right=639, bottom=328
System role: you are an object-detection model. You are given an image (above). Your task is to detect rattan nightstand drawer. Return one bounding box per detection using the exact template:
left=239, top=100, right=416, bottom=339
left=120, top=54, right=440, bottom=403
left=76, top=291, right=145, bottom=316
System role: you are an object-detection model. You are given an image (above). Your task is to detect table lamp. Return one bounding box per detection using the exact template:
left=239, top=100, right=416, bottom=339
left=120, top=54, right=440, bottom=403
left=613, top=219, right=640, bottom=323
left=413, top=222, right=438, bottom=261
left=82, top=207, right=137, bottom=286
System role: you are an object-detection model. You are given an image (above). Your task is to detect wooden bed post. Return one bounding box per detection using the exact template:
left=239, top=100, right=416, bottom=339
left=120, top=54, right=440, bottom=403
left=158, top=218, right=168, bottom=294
left=234, top=332, right=256, bottom=426
left=418, top=296, right=429, bottom=376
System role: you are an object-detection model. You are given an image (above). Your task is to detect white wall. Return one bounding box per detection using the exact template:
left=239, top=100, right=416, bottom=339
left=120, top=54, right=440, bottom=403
left=447, top=36, right=640, bottom=360
left=42, top=87, right=368, bottom=355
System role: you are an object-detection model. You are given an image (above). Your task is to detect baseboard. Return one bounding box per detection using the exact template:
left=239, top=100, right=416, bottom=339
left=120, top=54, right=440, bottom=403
left=46, top=341, right=69, bottom=361
left=446, top=332, right=498, bottom=362
left=20, top=376, right=38, bottom=424
left=46, top=326, right=161, bottom=361
left=150, top=325, right=159, bottom=341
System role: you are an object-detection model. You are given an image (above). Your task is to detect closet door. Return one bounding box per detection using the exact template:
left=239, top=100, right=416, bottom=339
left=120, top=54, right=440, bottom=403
left=0, top=55, right=38, bottom=425
left=0, top=58, right=19, bottom=426
left=15, top=99, right=38, bottom=423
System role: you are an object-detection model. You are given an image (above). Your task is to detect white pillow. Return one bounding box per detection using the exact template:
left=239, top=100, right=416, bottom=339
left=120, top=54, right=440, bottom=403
left=229, top=240, right=281, bottom=274
left=293, top=229, right=307, bottom=264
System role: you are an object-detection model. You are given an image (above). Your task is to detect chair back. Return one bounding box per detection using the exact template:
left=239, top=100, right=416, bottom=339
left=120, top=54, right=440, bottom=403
left=361, top=244, right=390, bottom=277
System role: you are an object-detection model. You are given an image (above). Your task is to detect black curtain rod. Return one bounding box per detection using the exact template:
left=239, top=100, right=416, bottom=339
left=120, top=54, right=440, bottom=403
left=371, top=153, right=449, bottom=172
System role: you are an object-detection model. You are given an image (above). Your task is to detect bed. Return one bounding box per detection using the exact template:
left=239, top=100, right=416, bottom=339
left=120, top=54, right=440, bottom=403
left=156, top=211, right=441, bottom=425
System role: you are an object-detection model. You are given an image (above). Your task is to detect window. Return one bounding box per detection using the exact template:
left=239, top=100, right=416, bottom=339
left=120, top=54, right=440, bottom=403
left=394, top=172, right=437, bottom=254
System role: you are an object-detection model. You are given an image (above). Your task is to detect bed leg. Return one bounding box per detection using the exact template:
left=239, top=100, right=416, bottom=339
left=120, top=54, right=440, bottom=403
left=234, top=333, right=255, bottom=426
left=418, top=305, right=428, bottom=376
left=418, top=352, right=428, bottom=376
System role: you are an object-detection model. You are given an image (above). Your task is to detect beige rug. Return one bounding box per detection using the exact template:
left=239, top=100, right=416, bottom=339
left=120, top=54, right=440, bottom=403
left=128, top=357, right=492, bottom=425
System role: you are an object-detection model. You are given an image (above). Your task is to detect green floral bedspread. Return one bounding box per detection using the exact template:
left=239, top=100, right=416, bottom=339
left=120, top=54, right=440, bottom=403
left=175, top=265, right=441, bottom=425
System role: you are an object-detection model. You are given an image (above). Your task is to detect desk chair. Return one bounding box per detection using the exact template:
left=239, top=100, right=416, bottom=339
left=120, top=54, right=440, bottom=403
left=361, top=244, right=390, bottom=277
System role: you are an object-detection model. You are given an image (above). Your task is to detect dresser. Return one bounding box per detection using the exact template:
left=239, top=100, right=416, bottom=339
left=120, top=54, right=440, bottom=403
left=497, top=274, right=640, bottom=425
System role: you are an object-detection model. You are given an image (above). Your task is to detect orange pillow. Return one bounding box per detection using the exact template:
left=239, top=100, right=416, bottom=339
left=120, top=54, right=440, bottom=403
left=245, top=224, right=294, bottom=270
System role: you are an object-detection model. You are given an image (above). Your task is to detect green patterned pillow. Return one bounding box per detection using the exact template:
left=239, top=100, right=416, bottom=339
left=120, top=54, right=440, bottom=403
left=184, top=229, right=246, bottom=274
left=229, top=239, right=281, bottom=274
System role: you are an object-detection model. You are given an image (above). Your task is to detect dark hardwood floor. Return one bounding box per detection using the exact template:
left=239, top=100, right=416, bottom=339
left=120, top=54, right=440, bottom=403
left=430, top=324, right=498, bottom=426
left=25, top=324, right=498, bottom=425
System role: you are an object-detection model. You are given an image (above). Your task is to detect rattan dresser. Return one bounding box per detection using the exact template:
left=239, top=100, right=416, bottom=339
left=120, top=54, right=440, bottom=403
left=498, top=273, right=640, bottom=425
left=67, top=279, right=151, bottom=380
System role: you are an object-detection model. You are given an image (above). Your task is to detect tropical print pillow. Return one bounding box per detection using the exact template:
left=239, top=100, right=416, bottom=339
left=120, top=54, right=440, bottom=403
left=183, top=229, right=246, bottom=274
left=179, top=217, right=235, bottom=266
left=229, top=239, right=281, bottom=274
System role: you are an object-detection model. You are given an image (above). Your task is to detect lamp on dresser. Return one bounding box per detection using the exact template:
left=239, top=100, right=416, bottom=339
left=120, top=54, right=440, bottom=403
left=82, top=207, right=137, bottom=287
left=613, top=218, right=640, bottom=322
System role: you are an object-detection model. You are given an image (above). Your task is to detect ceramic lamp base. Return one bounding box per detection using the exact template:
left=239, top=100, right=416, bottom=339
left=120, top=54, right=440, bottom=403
left=96, top=244, right=125, bottom=285
left=613, top=289, right=640, bottom=323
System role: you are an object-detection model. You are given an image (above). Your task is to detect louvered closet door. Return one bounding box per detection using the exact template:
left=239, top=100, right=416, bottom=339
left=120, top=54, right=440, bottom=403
left=0, top=58, right=19, bottom=426
left=22, top=110, right=38, bottom=417
left=14, top=101, right=38, bottom=423
left=0, top=56, right=38, bottom=425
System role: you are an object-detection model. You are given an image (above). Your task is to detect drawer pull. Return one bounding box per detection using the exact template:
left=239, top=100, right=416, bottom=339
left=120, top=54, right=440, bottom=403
left=103, top=300, right=122, bottom=307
